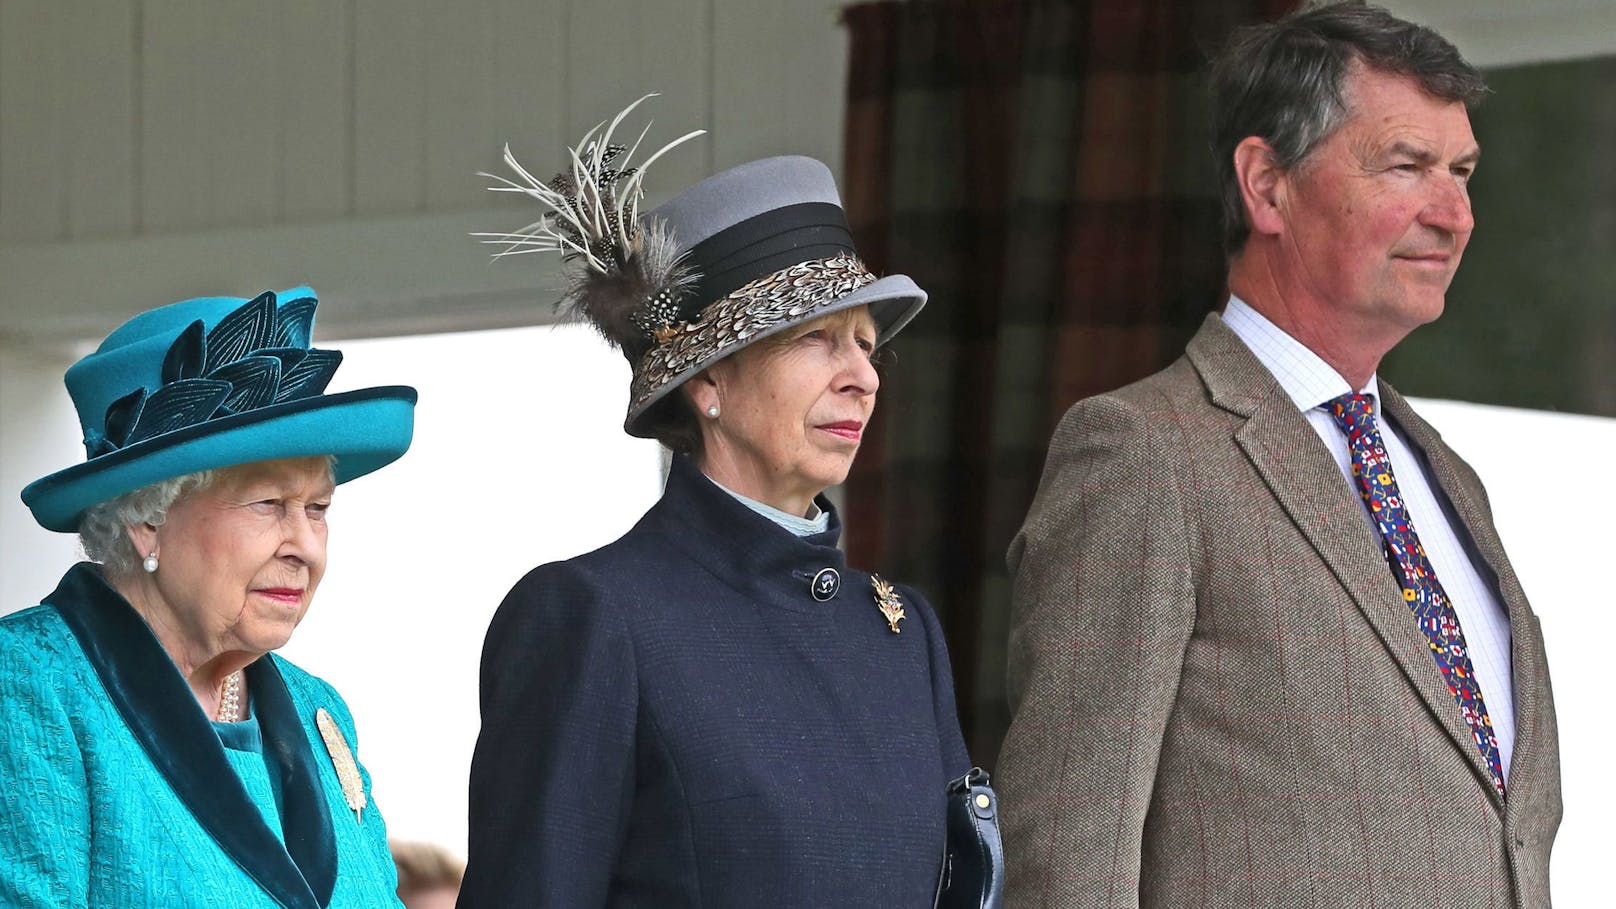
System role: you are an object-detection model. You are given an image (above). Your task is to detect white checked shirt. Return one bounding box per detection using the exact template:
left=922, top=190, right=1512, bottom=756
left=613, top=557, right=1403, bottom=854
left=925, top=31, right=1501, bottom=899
left=1223, top=296, right=1516, bottom=780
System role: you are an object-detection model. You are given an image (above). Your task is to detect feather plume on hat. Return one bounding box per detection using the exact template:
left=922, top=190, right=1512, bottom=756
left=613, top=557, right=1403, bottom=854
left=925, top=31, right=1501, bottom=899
left=475, top=94, right=705, bottom=356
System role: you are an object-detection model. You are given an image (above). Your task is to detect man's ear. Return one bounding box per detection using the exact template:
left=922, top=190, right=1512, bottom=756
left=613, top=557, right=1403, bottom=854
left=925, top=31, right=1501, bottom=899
left=1233, top=136, right=1287, bottom=239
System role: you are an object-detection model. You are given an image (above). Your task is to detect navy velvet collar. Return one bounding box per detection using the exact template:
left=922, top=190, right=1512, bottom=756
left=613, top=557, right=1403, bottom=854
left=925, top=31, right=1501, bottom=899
left=47, top=563, right=337, bottom=909
left=647, top=457, right=851, bottom=605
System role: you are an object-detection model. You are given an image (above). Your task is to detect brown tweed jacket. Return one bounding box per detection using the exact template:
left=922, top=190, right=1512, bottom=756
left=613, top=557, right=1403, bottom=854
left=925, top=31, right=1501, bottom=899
left=997, top=314, right=1561, bottom=908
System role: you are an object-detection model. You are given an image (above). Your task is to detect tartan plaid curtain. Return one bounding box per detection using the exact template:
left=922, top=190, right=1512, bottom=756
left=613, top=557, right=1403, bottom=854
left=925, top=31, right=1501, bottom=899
left=840, top=0, right=1294, bottom=763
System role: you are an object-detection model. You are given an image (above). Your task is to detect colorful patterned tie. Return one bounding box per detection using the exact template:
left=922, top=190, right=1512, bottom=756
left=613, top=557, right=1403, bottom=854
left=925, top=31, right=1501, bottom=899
left=1326, top=392, right=1506, bottom=798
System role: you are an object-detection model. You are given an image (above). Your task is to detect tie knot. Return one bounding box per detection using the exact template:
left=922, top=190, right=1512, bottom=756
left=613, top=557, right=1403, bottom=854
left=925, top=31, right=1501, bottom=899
left=1325, top=392, right=1377, bottom=433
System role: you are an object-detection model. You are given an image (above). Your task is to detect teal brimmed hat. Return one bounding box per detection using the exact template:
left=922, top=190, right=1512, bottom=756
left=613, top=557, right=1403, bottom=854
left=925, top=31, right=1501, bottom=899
left=22, top=287, right=417, bottom=533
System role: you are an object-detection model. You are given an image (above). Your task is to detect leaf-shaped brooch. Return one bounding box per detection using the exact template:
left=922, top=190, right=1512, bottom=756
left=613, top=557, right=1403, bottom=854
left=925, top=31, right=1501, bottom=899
left=315, top=708, right=367, bottom=823
left=871, top=574, right=905, bottom=634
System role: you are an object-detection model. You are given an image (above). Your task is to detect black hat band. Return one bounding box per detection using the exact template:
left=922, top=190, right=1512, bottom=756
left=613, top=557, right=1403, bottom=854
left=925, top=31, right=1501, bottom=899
left=677, top=202, right=855, bottom=318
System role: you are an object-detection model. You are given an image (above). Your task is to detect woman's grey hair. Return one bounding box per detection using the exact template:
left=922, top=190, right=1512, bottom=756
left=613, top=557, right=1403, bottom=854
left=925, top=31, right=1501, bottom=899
left=79, top=470, right=217, bottom=579
left=1211, top=1, right=1489, bottom=255
left=78, top=455, right=338, bottom=579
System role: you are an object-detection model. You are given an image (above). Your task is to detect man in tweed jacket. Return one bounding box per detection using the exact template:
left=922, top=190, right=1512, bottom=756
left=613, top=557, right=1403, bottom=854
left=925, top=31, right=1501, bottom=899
left=996, top=4, right=1562, bottom=907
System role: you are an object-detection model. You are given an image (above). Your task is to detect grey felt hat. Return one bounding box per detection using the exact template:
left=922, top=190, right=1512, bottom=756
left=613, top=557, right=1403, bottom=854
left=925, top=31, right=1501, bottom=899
left=479, top=98, right=926, bottom=437
left=622, top=155, right=926, bottom=435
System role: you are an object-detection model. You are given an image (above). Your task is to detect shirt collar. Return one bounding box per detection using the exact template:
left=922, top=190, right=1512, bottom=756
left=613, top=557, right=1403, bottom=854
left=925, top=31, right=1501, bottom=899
left=1222, top=295, right=1378, bottom=411
left=710, top=474, right=831, bottom=537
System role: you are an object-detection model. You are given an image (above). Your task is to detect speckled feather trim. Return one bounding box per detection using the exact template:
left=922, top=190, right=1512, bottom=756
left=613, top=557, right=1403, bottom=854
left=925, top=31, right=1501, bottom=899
left=628, top=254, right=877, bottom=414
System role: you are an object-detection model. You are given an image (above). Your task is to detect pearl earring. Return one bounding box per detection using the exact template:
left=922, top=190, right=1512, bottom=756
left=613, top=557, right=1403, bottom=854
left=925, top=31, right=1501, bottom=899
left=706, top=404, right=720, bottom=418
left=142, top=552, right=159, bottom=574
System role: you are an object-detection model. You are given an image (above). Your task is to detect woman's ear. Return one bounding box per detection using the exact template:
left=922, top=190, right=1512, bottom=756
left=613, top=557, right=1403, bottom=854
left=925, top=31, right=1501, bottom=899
left=684, top=366, right=722, bottom=416
left=126, top=521, right=159, bottom=564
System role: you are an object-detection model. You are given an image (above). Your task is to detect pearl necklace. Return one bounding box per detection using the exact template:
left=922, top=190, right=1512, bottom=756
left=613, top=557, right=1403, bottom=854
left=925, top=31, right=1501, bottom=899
left=217, top=671, right=244, bottom=723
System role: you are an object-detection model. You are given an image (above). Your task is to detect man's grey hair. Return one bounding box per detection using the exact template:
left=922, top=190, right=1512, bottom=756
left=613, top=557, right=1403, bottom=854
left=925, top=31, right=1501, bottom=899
left=79, top=470, right=217, bottom=579
left=78, top=455, right=337, bottom=580
left=1211, top=1, right=1488, bottom=255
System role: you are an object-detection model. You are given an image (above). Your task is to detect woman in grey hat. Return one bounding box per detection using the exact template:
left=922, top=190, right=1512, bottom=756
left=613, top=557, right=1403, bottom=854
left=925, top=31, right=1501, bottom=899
left=460, top=104, right=978, bottom=907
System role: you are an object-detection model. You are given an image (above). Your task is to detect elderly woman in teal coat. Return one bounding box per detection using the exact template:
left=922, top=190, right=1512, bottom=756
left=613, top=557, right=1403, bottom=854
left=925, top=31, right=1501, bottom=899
left=0, top=288, right=417, bottom=908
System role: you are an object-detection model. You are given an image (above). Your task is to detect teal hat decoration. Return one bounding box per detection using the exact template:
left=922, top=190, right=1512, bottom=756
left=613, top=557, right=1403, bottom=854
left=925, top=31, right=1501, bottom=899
left=21, top=287, right=417, bottom=533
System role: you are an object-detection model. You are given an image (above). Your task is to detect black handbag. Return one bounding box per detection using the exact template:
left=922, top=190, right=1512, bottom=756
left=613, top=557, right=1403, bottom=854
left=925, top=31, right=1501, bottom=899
left=934, top=767, right=1004, bottom=909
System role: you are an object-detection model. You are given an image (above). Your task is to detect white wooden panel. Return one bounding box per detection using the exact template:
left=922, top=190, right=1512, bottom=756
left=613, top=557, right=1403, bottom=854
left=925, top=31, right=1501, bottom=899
left=204, top=1, right=282, bottom=227
left=712, top=0, right=846, bottom=181
left=711, top=0, right=783, bottom=170
left=61, top=1, right=138, bottom=239
left=141, top=0, right=214, bottom=232
left=422, top=1, right=494, bottom=210
left=474, top=0, right=568, bottom=282
left=635, top=0, right=712, bottom=191
left=775, top=0, right=847, bottom=175
left=279, top=0, right=353, bottom=221
left=563, top=0, right=643, bottom=142
left=354, top=0, right=429, bottom=214
left=485, top=0, right=567, bottom=164
left=481, top=0, right=568, bottom=205
left=1388, top=0, right=1616, bottom=67
left=639, top=0, right=711, bottom=189
left=566, top=0, right=712, bottom=193
left=0, top=0, right=67, bottom=242
left=0, top=208, right=566, bottom=346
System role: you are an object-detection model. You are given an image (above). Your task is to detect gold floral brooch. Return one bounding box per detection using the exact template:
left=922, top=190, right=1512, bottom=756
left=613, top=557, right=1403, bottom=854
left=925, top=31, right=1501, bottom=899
left=871, top=574, right=906, bottom=634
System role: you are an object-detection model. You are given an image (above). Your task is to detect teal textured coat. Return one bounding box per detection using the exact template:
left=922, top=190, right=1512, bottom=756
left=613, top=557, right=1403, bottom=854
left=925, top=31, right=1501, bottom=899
left=0, top=564, right=402, bottom=908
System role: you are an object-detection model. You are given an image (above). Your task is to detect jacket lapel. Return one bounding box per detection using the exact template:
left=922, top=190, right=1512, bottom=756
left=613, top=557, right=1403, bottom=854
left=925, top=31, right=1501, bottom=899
left=47, top=563, right=333, bottom=909
left=252, top=656, right=339, bottom=907
left=1378, top=385, right=1545, bottom=802
left=1187, top=316, right=1505, bottom=807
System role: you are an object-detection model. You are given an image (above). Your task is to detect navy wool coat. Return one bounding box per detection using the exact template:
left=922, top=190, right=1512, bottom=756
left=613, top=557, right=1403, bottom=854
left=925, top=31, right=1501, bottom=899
left=460, top=455, right=971, bottom=907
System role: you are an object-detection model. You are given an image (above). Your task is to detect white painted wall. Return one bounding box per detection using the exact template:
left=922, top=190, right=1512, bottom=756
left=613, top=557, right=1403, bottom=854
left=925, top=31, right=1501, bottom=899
left=275, top=324, right=664, bottom=856
left=0, top=340, right=89, bottom=609
left=1409, top=398, right=1614, bottom=905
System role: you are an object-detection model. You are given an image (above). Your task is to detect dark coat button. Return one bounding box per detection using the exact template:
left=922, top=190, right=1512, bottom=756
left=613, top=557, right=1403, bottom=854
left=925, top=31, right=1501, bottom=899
left=810, top=568, right=840, bottom=601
